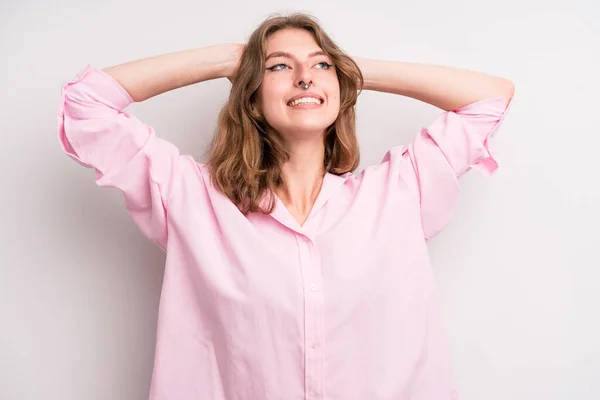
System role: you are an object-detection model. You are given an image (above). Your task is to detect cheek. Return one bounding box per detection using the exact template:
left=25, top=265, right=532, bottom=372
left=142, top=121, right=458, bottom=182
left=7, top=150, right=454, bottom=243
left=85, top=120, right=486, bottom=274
left=256, top=85, right=284, bottom=128
left=328, top=82, right=341, bottom=110
left=327, top=77, right=341, bottom=101
left=259, top=80, right=285, bottom=110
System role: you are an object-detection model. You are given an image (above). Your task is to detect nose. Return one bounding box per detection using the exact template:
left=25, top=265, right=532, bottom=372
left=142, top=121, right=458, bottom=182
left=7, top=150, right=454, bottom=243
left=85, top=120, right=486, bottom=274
left=296, top=63, right=313, bottom=87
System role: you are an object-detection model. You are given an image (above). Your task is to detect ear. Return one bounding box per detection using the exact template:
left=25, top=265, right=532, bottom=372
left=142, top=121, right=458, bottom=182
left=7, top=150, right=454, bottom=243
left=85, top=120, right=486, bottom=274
left=251, top=95, right=263, bottom=114
left=250, top=100, right=263, bottom=121
left=252, top=91, right=262, bottom=111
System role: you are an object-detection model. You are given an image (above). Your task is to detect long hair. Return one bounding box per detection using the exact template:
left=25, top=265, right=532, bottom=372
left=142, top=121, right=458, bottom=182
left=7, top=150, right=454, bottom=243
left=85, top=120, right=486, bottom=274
left=206, top=13, right=363, bottom=215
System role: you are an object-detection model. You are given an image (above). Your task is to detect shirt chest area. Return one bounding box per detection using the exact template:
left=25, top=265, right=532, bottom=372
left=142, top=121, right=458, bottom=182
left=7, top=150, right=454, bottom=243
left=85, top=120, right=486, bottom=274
left=172, top=209, right=427, bottom=316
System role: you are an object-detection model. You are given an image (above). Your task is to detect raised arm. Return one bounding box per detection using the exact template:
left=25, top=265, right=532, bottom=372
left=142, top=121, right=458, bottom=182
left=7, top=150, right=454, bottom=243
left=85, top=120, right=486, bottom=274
left=102, top=43, right=244, bottom=102
left=354, top=57, right=515, bottom=241
left=353, top=57, right=514, bottom=111
left=58, top=44, right=243, bottom=250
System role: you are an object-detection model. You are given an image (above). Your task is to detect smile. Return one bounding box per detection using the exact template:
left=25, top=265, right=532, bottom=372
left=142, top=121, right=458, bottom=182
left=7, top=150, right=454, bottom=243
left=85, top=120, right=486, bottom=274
left=287, top=97, right=324, bottom=107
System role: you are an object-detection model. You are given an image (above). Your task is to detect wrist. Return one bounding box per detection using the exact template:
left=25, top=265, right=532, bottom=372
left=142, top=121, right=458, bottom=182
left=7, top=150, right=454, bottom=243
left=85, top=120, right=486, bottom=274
left=353, top=56, right=377, bottom=91
left=220, top=43, right=244, bottom=79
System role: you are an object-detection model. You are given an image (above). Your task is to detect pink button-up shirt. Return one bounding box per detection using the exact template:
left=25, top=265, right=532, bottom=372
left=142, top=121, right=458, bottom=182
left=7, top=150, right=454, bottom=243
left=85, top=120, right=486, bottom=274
left=57, top=66, right=510, bottom=400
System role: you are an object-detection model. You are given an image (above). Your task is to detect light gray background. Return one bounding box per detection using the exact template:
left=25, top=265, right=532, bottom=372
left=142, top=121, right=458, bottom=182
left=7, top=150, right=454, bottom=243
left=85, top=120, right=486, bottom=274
left=1, top=0, right=599, bottom=399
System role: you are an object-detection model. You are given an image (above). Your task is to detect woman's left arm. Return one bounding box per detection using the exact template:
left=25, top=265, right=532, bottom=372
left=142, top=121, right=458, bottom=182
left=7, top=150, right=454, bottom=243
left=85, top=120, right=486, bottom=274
left=353, top=57, right=514, bottom=111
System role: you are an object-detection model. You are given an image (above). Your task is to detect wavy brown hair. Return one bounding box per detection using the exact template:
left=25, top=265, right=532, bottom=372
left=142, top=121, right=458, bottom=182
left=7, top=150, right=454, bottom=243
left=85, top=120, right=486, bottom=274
left=206, top=13, right=363, bottom=215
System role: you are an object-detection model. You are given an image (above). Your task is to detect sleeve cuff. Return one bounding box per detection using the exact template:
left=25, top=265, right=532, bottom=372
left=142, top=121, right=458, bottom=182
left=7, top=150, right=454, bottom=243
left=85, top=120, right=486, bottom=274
left=57, top=65, right=134, bottom=116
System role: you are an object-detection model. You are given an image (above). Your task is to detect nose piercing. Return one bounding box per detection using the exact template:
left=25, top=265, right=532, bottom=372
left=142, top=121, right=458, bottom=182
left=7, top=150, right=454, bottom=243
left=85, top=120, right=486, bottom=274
left=299, top=80, right=312, bottom=90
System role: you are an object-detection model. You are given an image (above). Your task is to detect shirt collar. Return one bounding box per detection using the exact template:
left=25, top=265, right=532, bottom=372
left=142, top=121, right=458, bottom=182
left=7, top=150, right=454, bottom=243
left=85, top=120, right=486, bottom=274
left=267, top=171, right=350, bottom=234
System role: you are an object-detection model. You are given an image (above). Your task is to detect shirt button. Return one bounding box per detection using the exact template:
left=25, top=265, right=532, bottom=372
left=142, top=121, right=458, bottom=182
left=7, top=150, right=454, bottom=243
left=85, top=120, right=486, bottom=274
left=303, top=236, right=311, bottom=243
left=310, top=284, right=317, bottom=291
left=311, top=342, right=319, bottom=349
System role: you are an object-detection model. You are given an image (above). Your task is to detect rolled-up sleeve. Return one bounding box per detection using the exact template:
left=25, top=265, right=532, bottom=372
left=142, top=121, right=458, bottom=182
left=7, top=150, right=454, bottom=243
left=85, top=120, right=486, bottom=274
left=382, top=96, right=512, bottom=241
left=57, top=66, right=183, bottom=250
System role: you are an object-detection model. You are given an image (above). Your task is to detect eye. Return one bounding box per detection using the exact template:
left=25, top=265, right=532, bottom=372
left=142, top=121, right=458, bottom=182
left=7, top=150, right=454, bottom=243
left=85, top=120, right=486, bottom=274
left=266, top=63, right=290, bottom=71
left=315, top=61, right=333, bottom=70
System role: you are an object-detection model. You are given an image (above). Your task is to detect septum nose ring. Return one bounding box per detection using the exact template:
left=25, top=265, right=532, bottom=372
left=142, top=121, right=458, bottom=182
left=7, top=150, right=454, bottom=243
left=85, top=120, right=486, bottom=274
left=299, top=80, right=312, bottom=90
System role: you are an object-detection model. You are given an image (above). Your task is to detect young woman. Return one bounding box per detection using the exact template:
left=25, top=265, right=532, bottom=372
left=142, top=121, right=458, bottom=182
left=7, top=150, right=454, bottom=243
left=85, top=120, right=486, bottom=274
left=58, top=13, right=514, bottom=400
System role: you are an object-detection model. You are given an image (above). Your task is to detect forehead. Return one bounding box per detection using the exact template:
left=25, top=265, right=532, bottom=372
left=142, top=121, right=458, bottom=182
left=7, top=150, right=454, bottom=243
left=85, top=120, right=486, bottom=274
left=265, top=28, right=321, bottom=54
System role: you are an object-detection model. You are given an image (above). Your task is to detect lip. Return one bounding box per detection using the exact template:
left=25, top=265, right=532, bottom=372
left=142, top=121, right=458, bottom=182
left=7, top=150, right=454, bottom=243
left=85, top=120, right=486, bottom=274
left=287, top=91, right=324, bottom=106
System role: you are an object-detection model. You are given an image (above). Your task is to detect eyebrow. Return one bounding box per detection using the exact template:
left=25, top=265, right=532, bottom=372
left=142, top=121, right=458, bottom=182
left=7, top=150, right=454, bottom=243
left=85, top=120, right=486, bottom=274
left=265, top=50, right=329, bottom=62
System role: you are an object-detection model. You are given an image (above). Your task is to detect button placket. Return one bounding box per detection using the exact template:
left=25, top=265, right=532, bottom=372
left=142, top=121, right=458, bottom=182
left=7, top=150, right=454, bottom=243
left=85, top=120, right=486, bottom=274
left=296, top=233, right=324, bottom=400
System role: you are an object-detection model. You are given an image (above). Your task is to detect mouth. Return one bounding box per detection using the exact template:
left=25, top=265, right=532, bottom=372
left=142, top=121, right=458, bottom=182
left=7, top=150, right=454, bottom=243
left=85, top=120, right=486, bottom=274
left=287, top=92, right=324, bottom=108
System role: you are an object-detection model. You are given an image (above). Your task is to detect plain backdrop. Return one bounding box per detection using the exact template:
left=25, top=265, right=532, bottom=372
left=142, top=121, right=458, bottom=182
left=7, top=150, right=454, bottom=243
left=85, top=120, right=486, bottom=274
left=1, top=0, right=599, bottom=399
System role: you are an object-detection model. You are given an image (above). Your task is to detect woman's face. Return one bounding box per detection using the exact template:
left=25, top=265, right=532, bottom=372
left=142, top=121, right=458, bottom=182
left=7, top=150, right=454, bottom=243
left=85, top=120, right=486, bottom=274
left=256, top=28, right=340, bottom=141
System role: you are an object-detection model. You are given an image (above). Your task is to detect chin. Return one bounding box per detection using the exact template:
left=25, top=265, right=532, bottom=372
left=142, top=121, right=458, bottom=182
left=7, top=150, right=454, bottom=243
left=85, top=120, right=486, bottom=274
left=285, top=122, right=332, bottom=138
left=265, top=111, right=337, bottom=138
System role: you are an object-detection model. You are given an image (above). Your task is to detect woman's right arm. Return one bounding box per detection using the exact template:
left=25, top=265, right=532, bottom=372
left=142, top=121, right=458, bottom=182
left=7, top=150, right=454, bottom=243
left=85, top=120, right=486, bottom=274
left=102, top=43, right=243, bottom=101
left=58, top=44, right=242, bottom=250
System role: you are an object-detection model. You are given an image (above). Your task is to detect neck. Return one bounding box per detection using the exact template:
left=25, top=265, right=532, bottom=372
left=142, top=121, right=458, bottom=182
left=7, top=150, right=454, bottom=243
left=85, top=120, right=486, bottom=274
left=277, top=136, right=326, bottom=220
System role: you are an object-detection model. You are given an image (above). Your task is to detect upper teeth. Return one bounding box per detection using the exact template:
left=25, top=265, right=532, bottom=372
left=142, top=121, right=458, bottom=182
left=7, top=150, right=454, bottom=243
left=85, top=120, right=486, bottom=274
left=289, top=97, right=322, bottom=107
